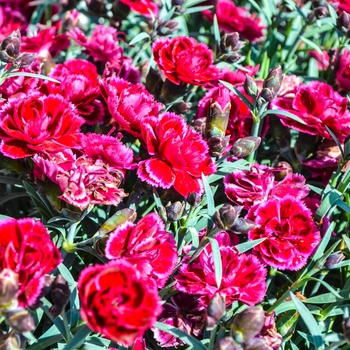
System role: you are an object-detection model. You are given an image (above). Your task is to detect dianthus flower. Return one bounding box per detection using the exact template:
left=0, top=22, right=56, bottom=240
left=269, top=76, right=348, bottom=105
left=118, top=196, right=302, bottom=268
left=69, top=25, right=129, bottom=67
left=0, top=6, right=27, bottom=41
left=271, top=81, right=350, bottom=142
left=0, top=94, right=84, bottom=159
left=137, top=112, right=216, bottom=197
left=336, top=49, right=350, bottom=92
left=0, top=218, right=61, bottom=307
left=44, top=59, right=105, bottom=125
left=119, top=0, right=159, bottom=16
left=78, top=260, right=162, bottom=346
left=105, top=213, right=177, bottom=287
left=153, top=36, right=219, bottom=86
left=247, top=196, right=321, bottom=270
left=100, top=77, right=163, bottom=139
left=174, top=242, right=267, bottom=307
left=203, top=0, right=264, bottom=42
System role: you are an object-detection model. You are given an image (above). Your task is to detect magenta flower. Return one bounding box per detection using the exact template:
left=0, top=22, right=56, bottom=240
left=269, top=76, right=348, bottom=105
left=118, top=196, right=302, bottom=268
left=336, top=49, right=350, bottom=92
left=119, top=0, right=159, bottom=16
left=100, top=77, right=164, bottom=139
left=105, top=213, right=178, bottom=288
left=44, top=59, right=105, bottom=125
left=271, top=81, right=350, bottom=142
left=137, top=112, right=216, bottom=197
left=247, top=196, right=321, bottom=270
left=0, top=6, right=27, bottom=42
left=102, top=61, right=140, bottom=85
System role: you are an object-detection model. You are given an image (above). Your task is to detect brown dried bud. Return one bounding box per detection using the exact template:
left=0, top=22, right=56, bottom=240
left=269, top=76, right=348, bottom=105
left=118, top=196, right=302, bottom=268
left=173, top=100, right=191, bottom=114
left=13, top=53, right=36, bottom=68
left=0, top=30, right=21, bottom=63
left=213, top=204, right=242, bottom=230
left=207, top=135, right=230, bottom=157
left=112, top=0, right=131, bottom=20
left=161, top=78, right=187, bottom=103
left=6, top=308, right=35, bottom=333
left=85, top=0, right=107, bottom=15
left=187, top=192, right=202, bottom=207
left=49, top=275, right=70, bottom=318
left=157, top=20, right=178, bottom=36
left=192, top=118, right=206, bottom=136
left=259, top=88, right=274, bottom=103
left=0, top=269, right=19, bottom=309
left=344, top=316, right=350, bottom=343
left=325, top=251, right=345, bottom=269
left=0, top=333, right=25, bottom=350
left=337, top=11, right=350, bottom=30
left=230, top=136, right=261, bottom=158
left=231, top=307, right=265, bottom=344
left=59, top=0, right=77, bottom=10
left=166, top=201, right=185, bottom=221
left=215, top=337, right=242, bottom=350
left=231, top=218, right=258, bottom=234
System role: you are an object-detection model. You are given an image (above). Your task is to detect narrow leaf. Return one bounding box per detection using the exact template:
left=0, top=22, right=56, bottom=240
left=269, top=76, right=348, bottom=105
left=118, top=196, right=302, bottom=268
left=236, top=238, right=266, bottom=254
left=129, top=32, right=150, bottom=46
left=64, top=325, right=91, bottom=350
left=184, top=5, right=213, bottom=14
left=262, top=109, right=307, bottom=125
left=208, top=237, right=222, bottom=288
left=7, top=72, right=60, bottom=83
left=202, top=174, right=215, bottom=216
left=219, top=80, right=253, bottom=110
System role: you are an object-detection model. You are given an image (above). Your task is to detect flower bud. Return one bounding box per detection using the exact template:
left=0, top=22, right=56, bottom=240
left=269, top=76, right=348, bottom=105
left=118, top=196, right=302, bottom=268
left=85, top=0, right=107, bottom=15
left=187, top=192, right=202, bottom=207
left=0, top=269, right=19, bottom=310
left=192, top=118, right=206, bottom=136
left=231, top=307, right=265, bottom=344
left=259, top=88, right=275, bottom=103
left=13, top=53, right=36, bottom=68
left=0, top=333, right=25, bottom=350
left=173, top=100, right=191, bottom=114
left=49, top=275, right=70, bottom=317
left=0, top=30, right=21, bottom=63
left=207, top=293, right=226, bottom=327
left=207, top=135, right=230, bottom=157
left=231, top=218, right=258, bottom=233
left=244, top=337, right=270, bottom=350
left=337, top=11, right=350, bottom=30
left=344, top=316, right=350, bottom=343
left=230, top=136, right=261, bottom=158
left=157, top=20, right=178, bottom=36
left=214, top=337, right=242, bottom=350
left=325, top=251, right=345, bottom=269
left=244, top=75, right=258, bottom=97
left=262, top=66, right=283, bottom=101
left=314, top=6, right=328, bottom=19
left=61, top=10, right=80, bottom=32
left=213, top=204, right=242, bottom=230
left=274, top=161, right=293, bottom=181
left=166, top=201, right=185, bottom=221
left=6, top=308, right=35, bottom=333
left=112, top=0, right=130, bottom=20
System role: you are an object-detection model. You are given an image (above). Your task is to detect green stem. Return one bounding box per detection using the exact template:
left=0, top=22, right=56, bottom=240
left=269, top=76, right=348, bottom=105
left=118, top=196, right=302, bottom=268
left=246, top=112, right=260, bottom=163
left=61, top=311, right=72, bottom=342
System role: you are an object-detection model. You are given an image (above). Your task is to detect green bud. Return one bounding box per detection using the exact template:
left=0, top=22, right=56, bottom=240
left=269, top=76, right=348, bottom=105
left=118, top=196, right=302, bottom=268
left=213, top=204, right=242, bottom=230
left=6, top=308, right=35, bottom=333
left=230, top=136, right=261, bottom=158
left=244, top=75, right=258, bottom=97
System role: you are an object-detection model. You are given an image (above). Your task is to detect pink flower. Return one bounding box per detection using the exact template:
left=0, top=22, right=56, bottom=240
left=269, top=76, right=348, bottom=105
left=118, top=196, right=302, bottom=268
left=78, top=260, right=162, bottom=346
left=33, top=148, right=128, bottom=210
left=100, top=77, right=163, bottom=139
left=119, top=0, right=159, bottom=16
left=174, top=243, right=267, bottom=307
left=153, top=36, right=220, bottom=86
left=0, top=218, right=61, bottom=307
left=247, top=196, right=321, bottom=270
left=257, top=312, right=282, bottom=350
left=0, top=6, right=27, bottom=41
left=203, top=0, right=264, bottom=42
left=69, top=25, right=129, bottom=67
left=330, top=0, right=350, bottom=14
left=44, top=59, right=105, bottom=125
left=271, top=81, right=350, bottom=142
left=219, top=65, right=260, bottom=87
left=308, top=50, right=333, bottom=70
left=137, top=112, right=216, bottom=197
left=224, top=165, right=309, bottom=210
left=102, top=61, right=140, bottom=85
left=105, top=213, right=177, bottom=288
left=0, top=94, right=84, bottom=159
left=336, top=49, right=350, bottom=92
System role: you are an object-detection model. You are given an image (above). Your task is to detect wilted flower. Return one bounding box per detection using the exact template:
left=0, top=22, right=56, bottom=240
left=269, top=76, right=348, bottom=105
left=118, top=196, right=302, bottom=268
left=0, top=93, right=84, bottom=159
left=153, top=36, right=220, bottom=86
left=247, top=196, right=321, bottom=270
left=6, top=308, right=35, bottom=333
left=105, top=213, right=178, bottom=287
left=0, top=218, right=62, bottom=307
left=271, top=81, right=350, bottom=142
left=202, top=0, right=264, bottom=42
left=138, top=112, right=216, bottom=197
left=78, top=260, right=162, bottom=346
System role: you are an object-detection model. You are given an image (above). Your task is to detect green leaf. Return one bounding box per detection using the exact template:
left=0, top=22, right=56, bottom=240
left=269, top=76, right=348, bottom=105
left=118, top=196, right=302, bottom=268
left=310, top=221, right=335, bottom=263
left=261, top=109, right=307, bottom=125
left=64, top=325, right=91, bottom=350
left=129, top=32, right=150, bottom=46
left=308, top=184, right=323, bottom=195
left=246, top=0, right=271, bottom=25
left=26, top=324, right=63, bottom=350
left=7, top=72, right=60, bottom=84
left=208, top=237, right=222, bottom=288
left=335, top=199, right=350, bottom=214
left=315, top=189, right=342, bottom=221
left=300, top=36, right=323, bottom=55
left=325, top=125, right=345, bottom=159
left=0, top=192, right=29, bottom=205
left=290, top=292, right=325, bottom=349
left=183, top=5, right=213, bottom=14
left=183, top=0, right=206, bottom=7
left=213, top=15, right=221, bottom=47
left=219, top=80, right=254, bottom=110
left=235, top=238, right=266, bottom=254
left=301, top=277, right=342, bottom=299
left=154, top=322, right=207, bottom=350
left=202, top=174, right=215, bottom=216
left=304, top=290, right=350, bottom=304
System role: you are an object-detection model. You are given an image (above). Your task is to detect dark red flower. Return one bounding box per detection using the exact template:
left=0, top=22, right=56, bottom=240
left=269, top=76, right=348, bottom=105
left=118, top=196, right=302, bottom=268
left=78, top=260, right=162, bottom=346
left=203, top=0, right=264, bottom=42
left=0, top=6, right=27, bottom=41
left=100, top=77, right=163, bottom=139
left=0, top=94, right=84, bottom=159
left=153, top=36, right=219, bottom=86
left=247, top=196, right=321, bottom=270
left=102, top=61, right=140, bottom=85
left=0, top=218, right=61, bottom=307
left=105, top=213, right=178, bottom=288
left=271, top=81, right=350, bottom=142
left=119, top=0, right=159, bottom=16
left=44, top=59, right=106, bottom=125
left=336, top=49, right=350, bottom=92
left=137, top=112, right=216, bottom=197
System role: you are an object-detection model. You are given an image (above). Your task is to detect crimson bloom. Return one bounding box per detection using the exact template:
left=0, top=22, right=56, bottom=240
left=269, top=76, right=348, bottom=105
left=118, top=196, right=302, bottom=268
left=247, top=196, right=321, bottom=270
left=0, top=94, right=84, bottom=159
left=100, top=77, right=163, bottom=139
left=105, top=213, right=177, bottom=287
left=0, top=218, right=61, bottom=307
left=44, top=59, right=105, bottom=125
left=78, top=260, right=162, bottom=346
left=174, top=243, right=267, bottom=307
left=153, top=36, right=220, bottom=86
left=336, top=49, right=350, bottom=92
left=137, top=112, right=216, bottom=197
left=271, top=81, right=350, bottom=142
left=203, top=0, right=264, bottom=42
left=119, top=0, right=159, bottom=16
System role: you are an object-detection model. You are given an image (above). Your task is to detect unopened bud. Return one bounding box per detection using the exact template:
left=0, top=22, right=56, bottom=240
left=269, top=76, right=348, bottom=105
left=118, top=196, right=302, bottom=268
left=6, top=308, right=35, bottom=333
left=214, top=337, right=242, bottom=350
left=157, top=20, right=178, bottom=36
left=213, top=204, right=242, bottom=230
left=0, top=30, right=21, bottom=63
left=59, top=0, right=77, bottom=10
left=85, top=0, right=107, bottom=15
left=314, top=6, right=328, bottom=19
left=244, top=75, right=258, bottom=97
left=161, top=78, right=187, bottom=102
left=325, top=252, right=345, bottom=269
left=231, top=307, right=265, bottom=344
left=207, top=293, right=226, bottom=327
left=259, top=88, right=274, bottom=103
left=173, top=100, right=191, bottom=114
left=231, top=218, right=258, bottom=234
left=0, top=269, right=19, bottom=310
left=337, top=11, right=350, bottom=30
left=166, top=201, right=185, bottom=221
left=192, top=118, right=206, bottom=136
left=13, top=53, right=36, bottom=68
left=262, top=66, right=283, bottom=99
left=0, top=333, right=25, bottom=350
left=207, top=136, right=230, bottom=157
left=187, top=192, right=202, bottom=207
left=206, top=98, right=231, bottom=139
left=230, top=136, right=261, bottom=158
left=244, top=337, right=270, bottom=350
